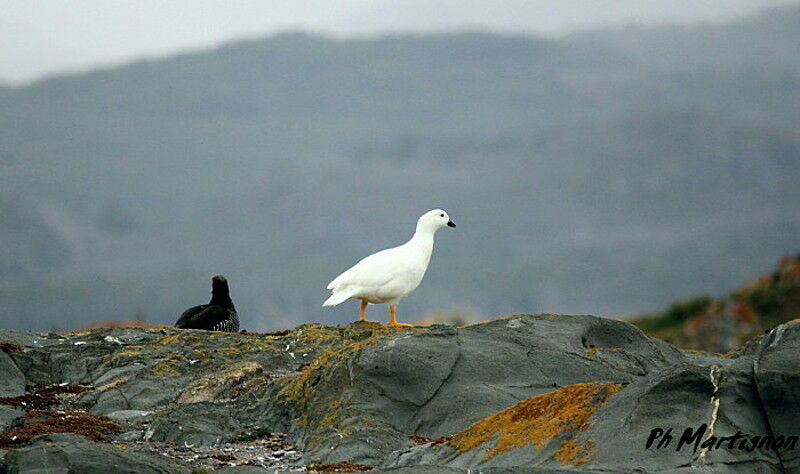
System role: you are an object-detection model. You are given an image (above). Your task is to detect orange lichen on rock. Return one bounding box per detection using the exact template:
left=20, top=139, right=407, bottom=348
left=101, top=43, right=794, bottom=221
left=554, top=438, right=596, bottom=466
left=449, top=382, right=621, bottom=464
left=585, top=346, right=623, bottom=359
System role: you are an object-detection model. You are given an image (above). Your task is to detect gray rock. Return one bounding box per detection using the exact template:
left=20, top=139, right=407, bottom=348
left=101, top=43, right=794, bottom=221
left=267, top=315, right=798, bottom=472
left=0, top=330, right=61, bottom=349
left=107, top=409, right=152, bottom=421
left=293, top=315, right=687, bottom=465
left=372, top=468, right=467, bottom=473
left=0, top=433, right=190, bottom=473
left=0, top=351, right=25, bottom=397
left=213, top=467, right=282, bottom=473
left=750, top=322, right=800, bottom=472
left=92, top=362, right=147, bottom=388
left=91, top=377, right=180, bottom=415
left=114, top=430, right=145, bottom=442
left=146, top=401, right=244, bottom=445
left=0, top=316, right=797, bottom=472
left=90, top=387, right=132, bottom=413
left=576, top=361, right=783, bottom=472
left=0, top=406, right=24, bottom=431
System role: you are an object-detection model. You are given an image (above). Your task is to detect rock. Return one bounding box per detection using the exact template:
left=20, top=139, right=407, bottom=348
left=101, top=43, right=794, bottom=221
left=747, top=321, right=800, bottom=472
left=0, top=316, right=797, bottom=472
left=146, top=401, right=244, bottom=445
left=90, top=387, right=132, bottom=414
left=104, top=378, right=175, bottom=412
left=0, top=351, right=25, bottom=398
left=281, top=315, right=687, bottom=465
left=93, top=362, right=147, bottom=388
left=116, top=430, right=145, bottom=441
left=176, top=360, right=265, bottom=404
left=0, top=406, right=24, bottom=431
left=0, top=433, right=190, bottom=473
left=213, top=468, right=282, bottom=473
left=372, top=468, right=466, bottom=473
left=107, top=409, right=152, bottom=421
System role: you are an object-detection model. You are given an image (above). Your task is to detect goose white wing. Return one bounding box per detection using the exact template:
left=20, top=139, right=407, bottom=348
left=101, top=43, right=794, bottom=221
left=327, top=246, right=406, bottom=291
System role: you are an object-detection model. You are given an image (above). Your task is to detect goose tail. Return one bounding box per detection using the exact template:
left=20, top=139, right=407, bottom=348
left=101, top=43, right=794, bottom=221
left=323, top=288, right=356, bottom=307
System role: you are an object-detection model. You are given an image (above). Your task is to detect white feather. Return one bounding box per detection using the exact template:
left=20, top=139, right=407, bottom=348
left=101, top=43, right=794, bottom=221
left=323, top=209, right=453, bottom=307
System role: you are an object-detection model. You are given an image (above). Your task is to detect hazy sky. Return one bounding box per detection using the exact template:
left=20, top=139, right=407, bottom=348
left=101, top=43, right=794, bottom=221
left=1, top=0, right=797, bottom=85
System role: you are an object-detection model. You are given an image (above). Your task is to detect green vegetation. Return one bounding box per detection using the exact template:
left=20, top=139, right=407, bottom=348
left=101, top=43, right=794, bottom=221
left=634, top=296, right=713, bottom=333
left=741, top=281, right=800, bottom=327
left=633, top=255, right=800, bottom=352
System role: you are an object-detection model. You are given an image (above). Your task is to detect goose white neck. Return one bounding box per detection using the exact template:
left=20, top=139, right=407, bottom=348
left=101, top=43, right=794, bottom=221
left=415, top=219, right=441, bottom=235
left=408, top=229, right=436, bottom=253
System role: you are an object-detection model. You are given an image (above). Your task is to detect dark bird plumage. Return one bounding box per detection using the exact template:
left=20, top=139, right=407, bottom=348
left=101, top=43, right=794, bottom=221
left=175, top=275, right=239, bottom=332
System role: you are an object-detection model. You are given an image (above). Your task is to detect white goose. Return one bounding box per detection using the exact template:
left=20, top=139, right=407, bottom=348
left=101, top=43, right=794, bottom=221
left=323, top=209, right=456, bottom=326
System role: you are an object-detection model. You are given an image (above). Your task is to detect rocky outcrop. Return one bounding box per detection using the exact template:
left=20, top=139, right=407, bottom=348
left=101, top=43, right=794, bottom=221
left=3, top=433, right=190, bottom=474
left=0, top=314, right=798, bottom=472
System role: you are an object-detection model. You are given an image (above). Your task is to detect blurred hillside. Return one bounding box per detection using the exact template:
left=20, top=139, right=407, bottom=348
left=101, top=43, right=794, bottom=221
left=1, top=5, right=799, bottom=331
left=633, top=254, right=800, bottom=353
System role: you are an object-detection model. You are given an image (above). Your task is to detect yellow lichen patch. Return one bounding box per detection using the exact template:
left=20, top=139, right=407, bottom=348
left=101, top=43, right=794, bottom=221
left=305, top=399, right=352, bottom=446
left=97, top=376, right=129, bottom=393
left=223, top=337, right=282, bottom=355
left=293, top=321, right=405, bottom=347
left=118, top=347, right=142, bottom=356
left=220, top=346, right=241, bottom=357
left=148, top=352, right=187, bottom=376
left=150, top=359, right=181, bottom=377
left=449, top=382, right=621, bottom=464
left=277, top=322, right=420, bottom=441
left=278, top=344, right=365, bottom=403
left=278, top=323, right=413, bottom=404
left=156, top=333, right=184, bottom=345
left=318, top=400, right=345, bottom=430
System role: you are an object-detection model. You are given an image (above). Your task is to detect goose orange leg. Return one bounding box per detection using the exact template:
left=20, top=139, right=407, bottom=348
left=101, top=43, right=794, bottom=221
left=359, top=300, right=369, bottom=322
left=388, top=305, right=412, bottom=327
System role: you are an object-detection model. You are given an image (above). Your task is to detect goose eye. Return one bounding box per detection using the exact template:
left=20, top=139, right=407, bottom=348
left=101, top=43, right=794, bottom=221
left=440, top=213, right=444, bottom=217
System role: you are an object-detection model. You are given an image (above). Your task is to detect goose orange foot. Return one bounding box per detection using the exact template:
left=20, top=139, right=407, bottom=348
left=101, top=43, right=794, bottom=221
left=387, top=305, right=413, bottom=327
